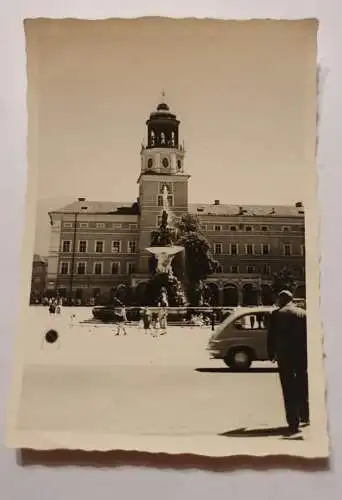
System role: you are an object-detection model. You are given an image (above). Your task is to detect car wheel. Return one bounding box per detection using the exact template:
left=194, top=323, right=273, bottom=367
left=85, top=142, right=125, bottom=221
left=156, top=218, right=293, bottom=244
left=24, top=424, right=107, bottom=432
left=224, top=348, right=253, bottom=371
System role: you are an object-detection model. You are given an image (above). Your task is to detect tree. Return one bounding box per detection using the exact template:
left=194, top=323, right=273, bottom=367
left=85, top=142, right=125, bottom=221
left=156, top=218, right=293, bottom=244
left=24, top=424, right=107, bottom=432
left=175, top=213, right=219, bottom=305
left=271, top=267, right=297, bottom=295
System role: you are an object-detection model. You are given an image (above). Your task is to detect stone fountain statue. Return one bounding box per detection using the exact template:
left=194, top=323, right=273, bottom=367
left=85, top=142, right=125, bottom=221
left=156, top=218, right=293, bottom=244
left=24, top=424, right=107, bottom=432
left=145, top=186, right=186, bottom=306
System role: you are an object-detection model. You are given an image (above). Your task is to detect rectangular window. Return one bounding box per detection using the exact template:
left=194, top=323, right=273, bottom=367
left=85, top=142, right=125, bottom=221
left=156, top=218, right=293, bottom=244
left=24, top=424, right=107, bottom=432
left=245, top=244, right=254, bottom=255
left=263, top=264, right=271, bottom=275
left=80, top=223, right=88, bottom=228
left=95, top=240, right=104, bottom=253
left=112, top=223, right=122, bottom=229
left=230, top=225, right=237, bottom=231
left=79, top=240, right=87, bottom=253
left=214, top=225, right=222, bottom=232
left=282, top=226, right=290, bottom=232
left=214, top=243, right=223, bottom=255
left=245, top=225, right=252, bottom=232
left=247, top=265, right=255, bottom=274
left=128, top=241, right=137, bottom=253
left=230, top=243, right=238, bottom=255
left=283, top=244, right=292, bottom=256
left=77, top=262, right=86, bottom=275
left=261, top=226, right=268, bottom=232
left=93, top=262, right=103, bottom=275
left=201, top=224, right=208, bottom=231
left=62, top=240, right=71, bottom=253
left=261, top=243, right=270, bottom=255
left=60, top=262, right=69, bottom=275
left=129, top=224, right=138, bottom=229
left=111, top=240, right=121, bottom=253
left=127, top=262, right=136, bottom=274
left=231, top=265, right=239, bottom=274
left=96, top=223, right=105, bottom=229
left=63, top=222, right=72, bottom=228
left=111, top=262, right=120, bottom=275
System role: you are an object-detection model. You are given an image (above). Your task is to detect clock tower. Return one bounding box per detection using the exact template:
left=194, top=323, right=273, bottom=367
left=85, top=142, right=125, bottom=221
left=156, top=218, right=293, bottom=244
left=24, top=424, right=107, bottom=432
left=137, top=94, right=190, bottom=273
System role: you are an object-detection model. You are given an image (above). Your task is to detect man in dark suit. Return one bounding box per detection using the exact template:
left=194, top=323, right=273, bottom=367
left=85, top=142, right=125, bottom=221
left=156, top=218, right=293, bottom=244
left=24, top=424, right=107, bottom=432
left=267, top=290, right=309, bottom=435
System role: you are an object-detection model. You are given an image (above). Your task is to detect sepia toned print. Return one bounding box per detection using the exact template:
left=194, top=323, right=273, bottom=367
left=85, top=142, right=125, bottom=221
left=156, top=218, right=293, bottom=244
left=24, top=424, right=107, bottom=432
left=5, top=18, right=328, bottom=458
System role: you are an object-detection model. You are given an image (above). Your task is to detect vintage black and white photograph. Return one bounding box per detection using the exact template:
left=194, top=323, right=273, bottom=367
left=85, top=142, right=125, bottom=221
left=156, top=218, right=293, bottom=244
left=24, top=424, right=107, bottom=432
left=6, top=18, right=328, bottom=457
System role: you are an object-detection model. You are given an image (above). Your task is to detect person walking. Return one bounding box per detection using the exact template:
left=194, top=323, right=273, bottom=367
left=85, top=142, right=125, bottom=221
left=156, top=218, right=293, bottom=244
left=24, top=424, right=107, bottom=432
left=159, top=306, right=168, bottom=335
left=48, top=298, right=56, bottom=315
left=115, top=305, right=128, bottom=336
left=210, top=309, right=216, bottom=331
left=142, top=307, right=152, bottom=335
left=267, top=290, right=309, bottom=435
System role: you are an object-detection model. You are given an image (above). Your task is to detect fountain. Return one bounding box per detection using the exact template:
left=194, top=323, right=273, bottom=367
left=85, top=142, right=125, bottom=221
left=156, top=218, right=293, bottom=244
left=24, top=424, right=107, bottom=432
left=145, top=186, right=186, bottom=306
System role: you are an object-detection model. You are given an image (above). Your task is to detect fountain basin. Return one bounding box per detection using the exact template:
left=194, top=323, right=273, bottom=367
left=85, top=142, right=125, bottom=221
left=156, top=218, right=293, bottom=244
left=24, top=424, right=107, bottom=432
left=146, top=245, right=184, bottom=275
left=145, top=246, right=184, bottom=257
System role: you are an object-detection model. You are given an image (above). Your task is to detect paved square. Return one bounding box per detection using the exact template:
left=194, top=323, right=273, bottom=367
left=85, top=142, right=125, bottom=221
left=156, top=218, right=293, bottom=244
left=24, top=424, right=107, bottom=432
left=17, top=307, right=302, bottom=439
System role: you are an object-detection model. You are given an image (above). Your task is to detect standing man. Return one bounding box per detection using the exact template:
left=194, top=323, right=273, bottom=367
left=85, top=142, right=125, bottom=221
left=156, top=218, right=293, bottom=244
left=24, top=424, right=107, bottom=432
left=267, top=290, right=309, bottom=435
left=115, top=305, right=128, bottom=336
left=210, top=308, right=216, bottom=332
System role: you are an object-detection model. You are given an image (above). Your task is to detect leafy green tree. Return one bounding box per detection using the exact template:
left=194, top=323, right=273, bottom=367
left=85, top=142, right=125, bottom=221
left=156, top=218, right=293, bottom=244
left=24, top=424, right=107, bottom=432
left=175, top=213, right=219, bottom=305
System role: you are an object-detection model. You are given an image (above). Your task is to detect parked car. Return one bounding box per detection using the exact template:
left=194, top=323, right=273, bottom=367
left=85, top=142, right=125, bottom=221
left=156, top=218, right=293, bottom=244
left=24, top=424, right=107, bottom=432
left=206, top=306, right=276, bottom=371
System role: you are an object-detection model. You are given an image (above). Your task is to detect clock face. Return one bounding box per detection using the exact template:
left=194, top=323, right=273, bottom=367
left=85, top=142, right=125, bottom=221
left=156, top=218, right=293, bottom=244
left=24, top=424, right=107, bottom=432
left=177, top=160, right=182, bottom=170
left=147, top=158, right=153, bottom=169
left=162, top=157, right=169, bottom=168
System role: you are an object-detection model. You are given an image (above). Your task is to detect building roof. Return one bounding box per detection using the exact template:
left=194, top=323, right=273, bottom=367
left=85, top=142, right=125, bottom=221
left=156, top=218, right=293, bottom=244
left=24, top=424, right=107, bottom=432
left=50, top=199, right=304, bottom=218
left=50, top=199, right=139, bottom=215
left=189, top=203, right=304, bottom=218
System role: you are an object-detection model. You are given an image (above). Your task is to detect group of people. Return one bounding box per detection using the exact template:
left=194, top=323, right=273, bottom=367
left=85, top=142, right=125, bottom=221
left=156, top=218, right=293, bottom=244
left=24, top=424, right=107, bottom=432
left=113, top=304, right=169, bottom=338
left=141, top=305, right=168, bottom=337
left=48, top=297, right=63, bottom=315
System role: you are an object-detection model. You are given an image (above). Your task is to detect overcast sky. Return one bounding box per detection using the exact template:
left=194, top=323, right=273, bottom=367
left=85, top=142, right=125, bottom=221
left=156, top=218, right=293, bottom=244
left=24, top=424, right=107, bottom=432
left=26, top=19, right=317, bottom=255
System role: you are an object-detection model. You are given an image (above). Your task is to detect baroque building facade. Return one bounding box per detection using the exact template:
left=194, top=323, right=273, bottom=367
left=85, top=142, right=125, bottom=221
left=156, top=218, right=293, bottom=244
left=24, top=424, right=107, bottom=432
left=46, top=98, right=306, bottom=306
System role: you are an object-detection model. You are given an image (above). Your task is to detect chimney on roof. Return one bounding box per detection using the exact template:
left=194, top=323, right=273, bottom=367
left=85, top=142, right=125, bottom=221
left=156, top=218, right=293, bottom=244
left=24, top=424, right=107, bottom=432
left=295, top=201, right=303, bottom=207
left=78, top=197, right=86, bottom=202
left=214, top=199, right=220, bottom=205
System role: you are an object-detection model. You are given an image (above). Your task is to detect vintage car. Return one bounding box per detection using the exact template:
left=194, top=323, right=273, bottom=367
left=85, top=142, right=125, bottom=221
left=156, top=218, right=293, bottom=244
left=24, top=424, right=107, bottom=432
left=207, top=306, right=277, bottom=371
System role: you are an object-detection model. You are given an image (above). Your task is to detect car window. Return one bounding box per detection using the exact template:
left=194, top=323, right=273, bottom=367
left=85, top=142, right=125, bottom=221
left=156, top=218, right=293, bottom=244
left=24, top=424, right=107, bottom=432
left=234, top=312, right=270, bottom=330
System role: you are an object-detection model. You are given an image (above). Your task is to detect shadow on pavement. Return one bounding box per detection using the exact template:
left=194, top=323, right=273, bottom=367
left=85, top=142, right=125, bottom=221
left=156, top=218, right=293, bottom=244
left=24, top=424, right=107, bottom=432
left=219, top=427, right=304, bottom=440
left=195, top=367, right=278, bottom=374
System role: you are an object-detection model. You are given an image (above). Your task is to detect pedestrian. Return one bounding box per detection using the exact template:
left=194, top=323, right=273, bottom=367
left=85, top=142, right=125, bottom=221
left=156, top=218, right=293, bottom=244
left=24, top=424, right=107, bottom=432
left=159, top=306, right=168, bottom=335
left=250, top=315, right=255, bottom=329
left=55, top=297, right=62, bottom=315
left=256, top=312, right=263, bottom=329
left=210, top=309, right=216, bottom=331
left=267, top=290, right=309, bottom=435
left=49, top=297, right=56, bottom=315
left=142, top=307, right=152, bottom=335
left=115, top=305, right=128, bottom=336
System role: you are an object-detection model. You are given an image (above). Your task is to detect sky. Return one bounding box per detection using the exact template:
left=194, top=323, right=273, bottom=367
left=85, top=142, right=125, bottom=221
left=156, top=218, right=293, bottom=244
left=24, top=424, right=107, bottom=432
left=26, top=18, right=317, bottom=255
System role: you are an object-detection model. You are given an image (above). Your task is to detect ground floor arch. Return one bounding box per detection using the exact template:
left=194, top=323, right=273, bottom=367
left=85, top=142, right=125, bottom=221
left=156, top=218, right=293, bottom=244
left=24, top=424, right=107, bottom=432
left=242, top=283, right=259, bottom=306
left=223, top=283, right=239, bottom=307
left=261, top=284, right=274, bottom=305
left=205, top=282, right=220, bottom=306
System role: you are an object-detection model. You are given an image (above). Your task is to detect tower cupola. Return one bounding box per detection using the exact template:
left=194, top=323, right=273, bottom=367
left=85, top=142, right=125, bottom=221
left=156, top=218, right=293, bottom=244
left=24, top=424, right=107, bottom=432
left=146, top=92, right=180, bottom=149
